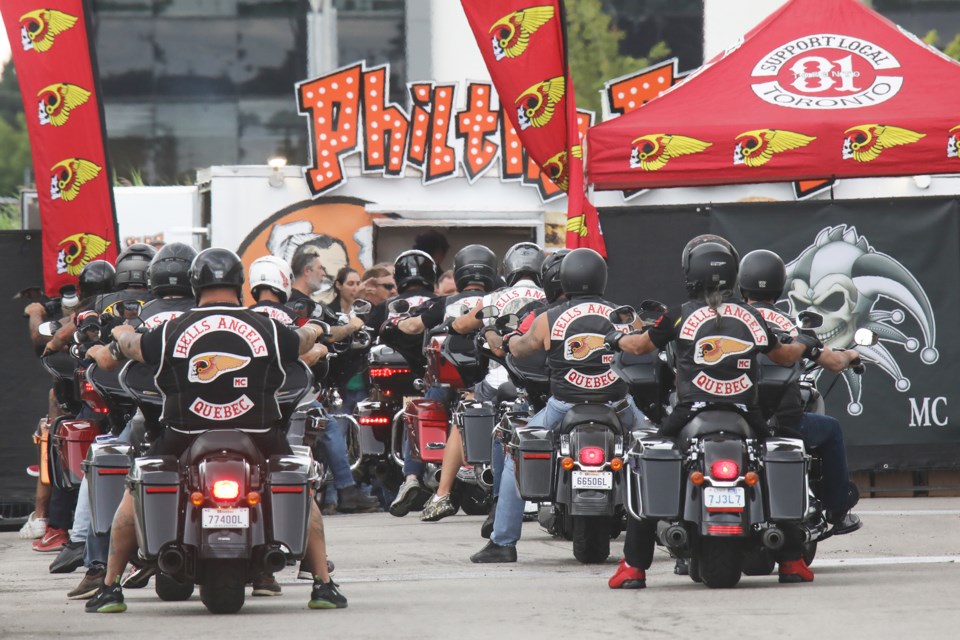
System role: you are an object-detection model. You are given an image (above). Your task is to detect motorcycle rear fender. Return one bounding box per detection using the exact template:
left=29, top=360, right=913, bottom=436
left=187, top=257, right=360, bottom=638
left=684, top=436, right=765, bottom=531
left=556, top=424, right=624, bottom=517
left=183, top=457, right=265, bottom=559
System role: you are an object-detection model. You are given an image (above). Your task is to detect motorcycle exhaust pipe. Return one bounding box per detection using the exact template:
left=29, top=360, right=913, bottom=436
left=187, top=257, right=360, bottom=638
left=761, top=527, right=785, bottom=551
left=158, top=547, right=185, bottom=575
left=476, top=466, right=494, bottom=490
left=663, top=524, right=689, bottom=551
left=263, top=548, right=287, bottom=574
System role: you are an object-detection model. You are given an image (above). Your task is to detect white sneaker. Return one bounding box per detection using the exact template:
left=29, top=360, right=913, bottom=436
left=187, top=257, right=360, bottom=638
left=19, top=511, right=48, bottom=540
left=389, top=477, right=423, bottom=517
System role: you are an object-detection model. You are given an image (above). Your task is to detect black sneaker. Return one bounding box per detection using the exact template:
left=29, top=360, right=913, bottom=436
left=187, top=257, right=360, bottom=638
left=829, top=512, right=863, bottom=536
left=298, top=560, right=335, bottom=580
left=309, top=579, right=347, bottom=609
left=469, top=540, right=517, bottom=564
left=49, top=540, right=85, bottom=574
left=85, top=579, right=127, bottom=613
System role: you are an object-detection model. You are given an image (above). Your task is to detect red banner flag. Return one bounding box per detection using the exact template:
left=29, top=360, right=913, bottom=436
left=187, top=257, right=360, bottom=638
left=461, top=0, right=606, bottom=256
left=1, top=0, right=118, bottom=295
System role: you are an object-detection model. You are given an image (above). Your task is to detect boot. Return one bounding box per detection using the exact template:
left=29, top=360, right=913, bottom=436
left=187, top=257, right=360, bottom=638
left=779, top=558, right=814, bottom=583
left=337, top=485, right=380, bottom=513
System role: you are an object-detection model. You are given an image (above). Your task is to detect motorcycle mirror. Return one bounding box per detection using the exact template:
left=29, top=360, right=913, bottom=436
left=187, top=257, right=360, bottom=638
left=121, top=299, right=143, bottom=319
left=388, top=299, right=410, bottom=315
left=352, top=330, right=372, bottom=350
left=853, top=328, right=878, bottom=347
left=38, top=320, right=61, bottom=337
left=496, top=314, right=520, bottom=332
left=639, top=299, right=667, bottom=316
left=609, top=305, right=638, bottom=325
left=797, top=310, right=824, bottom=329
left=69, top=344, right=81, bottom=359
left=351, top=299, right=372, bottom=316
left=477, top=305, right=500, bottom=319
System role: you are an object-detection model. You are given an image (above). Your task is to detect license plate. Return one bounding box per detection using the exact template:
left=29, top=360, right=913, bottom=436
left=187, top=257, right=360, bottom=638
left=572, top=470, right=613, bottom=491
left=704, top=487, right=745, bottom=509
left=201, top=508, right=249, bottom=529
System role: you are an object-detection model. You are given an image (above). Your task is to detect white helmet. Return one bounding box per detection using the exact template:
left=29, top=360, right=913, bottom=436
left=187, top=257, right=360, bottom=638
left=249, top=255, right=293, bottom=303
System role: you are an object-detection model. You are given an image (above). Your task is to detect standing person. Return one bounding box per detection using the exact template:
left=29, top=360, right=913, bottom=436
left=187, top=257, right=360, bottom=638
left=413, top=230, right=450, bottom=269
left=359, top=266, right=396, bottom=307
left=85, top=248, right=347, bottom=613
left=436, top=270, right=456, bottom=296
left=605, top=235, right=861, bottom=589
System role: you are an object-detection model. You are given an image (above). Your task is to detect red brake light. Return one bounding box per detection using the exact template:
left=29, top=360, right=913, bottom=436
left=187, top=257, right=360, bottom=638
left=212, top=480, right=240, bottom=501
left=579, top=447, right=605, bottom=467
left=369, top=367, right=411, bottom=378
left=358, top=415, right=391, bottom=426
left=710, top=459, right=740, bottom=481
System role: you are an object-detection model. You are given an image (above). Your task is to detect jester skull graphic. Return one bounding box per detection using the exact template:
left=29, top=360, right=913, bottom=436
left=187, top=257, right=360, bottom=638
left=783, top=225, right=938, bottom=416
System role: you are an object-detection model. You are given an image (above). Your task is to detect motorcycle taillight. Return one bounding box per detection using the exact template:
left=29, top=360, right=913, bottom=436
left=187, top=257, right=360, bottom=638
left=81, top=380, right=109, bottom=414
left=710, top=459, right=740, bottom=481
left=369, top=367, right=411, bottom=378
left=212, top=480, right=240, bottom=502
left=358, top=415, right=391, bottom=426
left=579, top=446, right=605, bottom=467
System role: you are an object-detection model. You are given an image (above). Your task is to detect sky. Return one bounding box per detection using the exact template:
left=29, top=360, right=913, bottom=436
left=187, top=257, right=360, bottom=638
left=0, top=15, right=9, bottom=71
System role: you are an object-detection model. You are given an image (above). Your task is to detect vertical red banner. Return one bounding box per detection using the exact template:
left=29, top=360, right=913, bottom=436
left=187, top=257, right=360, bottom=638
left=461, top=0, right=606, bottom=256
left=1, top=0, right=118, bottom=294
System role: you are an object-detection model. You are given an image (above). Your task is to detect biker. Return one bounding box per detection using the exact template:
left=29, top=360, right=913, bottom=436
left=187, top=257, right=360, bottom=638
left=84, top=248, right=346, bottom=612
left=419, top=243, right=546, bottom=522
left=388, top=245, right=497, bottom=517
left=66, top=243, right=200, bottom=599
left=739, top=250, right=863, bottom=543
left=470, top=248, right=648, bottom=563
left=605, top=235, right=861, bottom=589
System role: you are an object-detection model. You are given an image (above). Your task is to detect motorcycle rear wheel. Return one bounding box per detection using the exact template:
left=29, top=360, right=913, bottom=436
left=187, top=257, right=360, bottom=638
left=199, top=561, right=246, bottom=614
left=572, top=516, right=610, bottom=564
left=803, top=541, right=817, bottom=566
left=741, top=548, right=776, bottom=576
left=155, top=573, right=194, bottom=601
left=456, top=483, right=493, bottom=516
left=698, top=538, right=743, bottom=589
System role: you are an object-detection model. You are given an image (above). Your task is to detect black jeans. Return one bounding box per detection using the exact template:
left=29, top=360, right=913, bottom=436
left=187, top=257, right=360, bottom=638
left=146, top=428, right=292, bottom=459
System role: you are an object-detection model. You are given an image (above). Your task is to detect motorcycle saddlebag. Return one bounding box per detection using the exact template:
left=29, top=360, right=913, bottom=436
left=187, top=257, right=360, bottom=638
left=52, top=418, right=100, bottom=489
left=128, top=456, right=180, bottom=558
left=457, top=401, right=496, bottom=465
left=403, top=399, right=448, bottom=463
left=508, top=427, right=555, bottom=501
left=267, top=450, right=317, bottom=557
left=627, top=435, right=683, bottom=519
left=762, top=438, right=808, bottom=521
left=82, top=440, right=132, bottom=535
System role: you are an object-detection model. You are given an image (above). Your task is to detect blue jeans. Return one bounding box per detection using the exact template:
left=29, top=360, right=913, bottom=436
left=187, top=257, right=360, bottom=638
left=491, top=396, right=645, bottom=548
left=798, top=412, right=851, bottom=513
left=323, top=388, right=367, bottom=503
left=402, top=385, right=451, bottom=478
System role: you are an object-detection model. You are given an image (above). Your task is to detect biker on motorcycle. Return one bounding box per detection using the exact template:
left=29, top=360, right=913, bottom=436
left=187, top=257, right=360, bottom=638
left=605, top=235, right=860, bottom=589
left=388, top=245, right=497, bottom=517
left=739, top=250, right=863, bottom=539
left=84, top=248, right=346, bottom=613
left=419, top=243, right=547, bottom=523
left=470, top=248, right=648, bottom=563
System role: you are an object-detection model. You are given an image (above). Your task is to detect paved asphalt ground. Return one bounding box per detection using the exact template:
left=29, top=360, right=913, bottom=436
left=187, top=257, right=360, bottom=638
left=2, top=497, right=959, bottom=639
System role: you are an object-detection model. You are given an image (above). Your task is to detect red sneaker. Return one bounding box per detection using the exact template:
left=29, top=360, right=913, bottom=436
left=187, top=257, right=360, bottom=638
left=778, top=559, right=814, bottom=583
left=608, top=559, right=646, bottom=589
left=32, top=527, right=68, bottom=553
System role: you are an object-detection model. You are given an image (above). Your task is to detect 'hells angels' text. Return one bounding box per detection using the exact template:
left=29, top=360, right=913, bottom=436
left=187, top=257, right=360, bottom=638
left=173, top=315, right=268, bottom=358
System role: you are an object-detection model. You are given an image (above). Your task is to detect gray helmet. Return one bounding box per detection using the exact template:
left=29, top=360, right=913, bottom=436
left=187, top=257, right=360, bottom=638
left=503, top=242, right=545, bottom=287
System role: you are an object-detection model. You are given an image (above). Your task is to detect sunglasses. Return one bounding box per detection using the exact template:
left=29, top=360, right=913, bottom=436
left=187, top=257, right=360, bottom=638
left=379, top=283, right=397, bottom=291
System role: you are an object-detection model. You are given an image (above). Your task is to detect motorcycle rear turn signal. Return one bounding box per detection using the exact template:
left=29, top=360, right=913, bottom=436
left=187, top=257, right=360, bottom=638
left=247, top=491, right=261, bottom=506
left=690, top=471, right=705, bottom=486
left=561, top=456, right=575, bottom=470
left=744, top=472, right=759, bottom=486
left=610, top=457, right=624, bottom=471
left=190, top=491, right=204, bottom=506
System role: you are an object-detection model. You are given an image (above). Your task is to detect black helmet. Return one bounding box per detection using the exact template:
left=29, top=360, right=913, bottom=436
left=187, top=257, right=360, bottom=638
left=453, top=244, right=498, bottom=292
left=78, top=260, right=116, bottom=298
left=394, top=250, right=439, bottom=292
left=682, top=234, right=740, bottom=298
left=115, top=243, right=157, bottom=290
left=189, top=248, right=245, bottom=298
left=739, top=249, right=786, bottom=302
left=503, top=242, right=545, bottom=287
left=541, top=249, right=570, bottom=303
left=560, top=248, right=606, bottom=297
left=148, top=242, right=197, bottom=297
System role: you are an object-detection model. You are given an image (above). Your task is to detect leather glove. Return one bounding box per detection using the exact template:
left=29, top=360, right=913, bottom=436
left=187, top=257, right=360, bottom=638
left=794, top=333, right=823, bottom=360
left=501, top=331, right=520, bottom=354
left=604, top=330, right=626, bottom=352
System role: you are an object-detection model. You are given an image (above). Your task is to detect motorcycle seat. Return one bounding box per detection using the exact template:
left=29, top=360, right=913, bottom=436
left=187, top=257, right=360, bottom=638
left=182, top=430, right=263, bottom=464
left=496, top=381, right=518, bottom=404
left=558, top=403, right=622, bottom=433
left=678, top=411, right=753, bottom=439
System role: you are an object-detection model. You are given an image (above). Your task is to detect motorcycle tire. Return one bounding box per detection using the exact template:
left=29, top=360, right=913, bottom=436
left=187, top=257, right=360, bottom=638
left=457, top=484, right=493, bottom=516
left=688, top=554, right=703, bottom=583
left=199, top=561, right=246, bottom=614
left=698, top=538, right=743, bottom=589
left=803, top=541, right=817, bottom=566
left=572, top=516, right=610, bottom=564
left=155, top=573, right=194, bottom=601
left=741, top=548, right=776, bottom=576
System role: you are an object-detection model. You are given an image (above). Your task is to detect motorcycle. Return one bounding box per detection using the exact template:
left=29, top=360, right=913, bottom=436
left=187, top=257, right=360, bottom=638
left=122, top=359, right=319, bottom=614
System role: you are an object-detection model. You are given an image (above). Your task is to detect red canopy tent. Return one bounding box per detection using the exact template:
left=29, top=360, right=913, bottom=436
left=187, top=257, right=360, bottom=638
left=586, top=0, right=960, bottom=191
